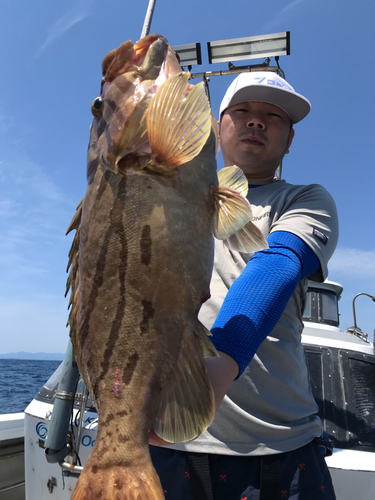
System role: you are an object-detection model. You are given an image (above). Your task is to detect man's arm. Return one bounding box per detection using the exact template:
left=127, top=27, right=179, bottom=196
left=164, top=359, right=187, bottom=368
left=210, top=230, right=320, bottom=377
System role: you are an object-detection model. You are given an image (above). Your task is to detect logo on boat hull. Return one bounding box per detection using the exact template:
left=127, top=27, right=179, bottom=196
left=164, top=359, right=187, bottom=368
left=36, top=422, right=48, bottom=439
left=35, top=421, right=96, bottom=446
left=81, top=435, right=96, bottom=447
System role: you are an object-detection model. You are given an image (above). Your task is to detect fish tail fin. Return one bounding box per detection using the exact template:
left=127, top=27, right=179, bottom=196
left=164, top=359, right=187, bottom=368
left=153, top=320, right=218, bottom=444
left=213, top=165, right=268, bottom=253
left=146, top=72, right=212, bottom=172
left=71, top=456, right=165, bottom=500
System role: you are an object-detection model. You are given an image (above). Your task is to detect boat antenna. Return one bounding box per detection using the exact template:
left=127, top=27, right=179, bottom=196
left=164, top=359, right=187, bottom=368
left=141, top=0, right=157, bottom=38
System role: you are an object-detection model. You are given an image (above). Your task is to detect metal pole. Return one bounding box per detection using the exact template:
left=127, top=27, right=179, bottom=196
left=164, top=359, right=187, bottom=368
left=140, top=0, right=156, bottom=39
left=352, top=292, right=375, bottom=328
left=45, top=340, right=80, bottom=464
left=189, top=65, right=285, bottom=80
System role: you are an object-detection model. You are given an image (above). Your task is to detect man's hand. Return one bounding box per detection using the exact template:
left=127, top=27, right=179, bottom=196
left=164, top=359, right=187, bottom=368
left=205, top=350, right=239, bottom=412
left=149, top=350, right=239, bottom=446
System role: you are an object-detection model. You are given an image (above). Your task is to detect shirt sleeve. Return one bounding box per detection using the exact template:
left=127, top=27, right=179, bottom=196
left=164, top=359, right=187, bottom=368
left=269, top=184, right=339, bottom=282
left=211, top=231, right=320, bottom=376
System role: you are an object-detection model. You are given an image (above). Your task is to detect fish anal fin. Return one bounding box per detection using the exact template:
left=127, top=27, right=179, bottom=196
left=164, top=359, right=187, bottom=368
left=213, top=166, right=268, bottom=253
left=153, top=321, right=217, bottom=444
left=146, top=72, right=212, bottom=172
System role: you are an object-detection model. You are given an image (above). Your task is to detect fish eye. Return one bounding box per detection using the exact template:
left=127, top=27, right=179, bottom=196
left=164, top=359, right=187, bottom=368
left=91, top=97, right=103, bottom=117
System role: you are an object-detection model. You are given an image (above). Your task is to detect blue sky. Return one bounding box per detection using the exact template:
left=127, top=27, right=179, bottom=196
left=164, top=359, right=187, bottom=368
left=1, top=0, right=374, bottom=354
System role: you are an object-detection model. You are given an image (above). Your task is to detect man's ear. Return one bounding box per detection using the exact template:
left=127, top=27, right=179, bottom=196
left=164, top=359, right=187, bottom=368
left=285, top=128, right=295, bottom=154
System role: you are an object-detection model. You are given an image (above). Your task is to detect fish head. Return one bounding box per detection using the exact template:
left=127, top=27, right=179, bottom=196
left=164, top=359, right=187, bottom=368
left=87, top=34, right=184, bottom=182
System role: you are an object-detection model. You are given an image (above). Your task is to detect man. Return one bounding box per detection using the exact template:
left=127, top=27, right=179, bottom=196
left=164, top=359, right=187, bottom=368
left=150, top=71, right=338, bottom=499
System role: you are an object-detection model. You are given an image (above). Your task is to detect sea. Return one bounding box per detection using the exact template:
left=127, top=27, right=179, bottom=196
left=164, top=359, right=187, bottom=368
left=0, top=359, right=61, bottom=414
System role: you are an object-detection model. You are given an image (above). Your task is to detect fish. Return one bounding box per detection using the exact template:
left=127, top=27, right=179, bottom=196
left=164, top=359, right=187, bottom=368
left=66, top=33, right=267, bottom=500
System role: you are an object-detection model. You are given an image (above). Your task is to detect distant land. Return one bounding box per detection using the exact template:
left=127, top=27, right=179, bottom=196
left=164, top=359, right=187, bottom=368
left=0, top=352, right=65, bottom=361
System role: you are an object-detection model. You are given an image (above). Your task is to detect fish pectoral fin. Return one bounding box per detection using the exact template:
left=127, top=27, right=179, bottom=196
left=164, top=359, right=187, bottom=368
left=153, top=321, right=217, bottom=444
left=146, top=72, right=212, bottom=172
left=224, top=220, right=269, bottom=253
left=213, top=166, right=268, bottom=253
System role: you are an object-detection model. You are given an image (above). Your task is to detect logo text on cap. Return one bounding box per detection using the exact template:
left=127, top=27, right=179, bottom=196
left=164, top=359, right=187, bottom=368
left=254, top=76, right=291, bottom=90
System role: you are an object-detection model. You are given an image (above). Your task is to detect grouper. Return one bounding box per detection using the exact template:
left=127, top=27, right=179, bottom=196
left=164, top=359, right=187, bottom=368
left=66, top=34, right=267, bottom=500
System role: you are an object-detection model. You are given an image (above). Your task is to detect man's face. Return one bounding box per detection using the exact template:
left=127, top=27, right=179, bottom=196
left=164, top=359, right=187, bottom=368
left=219, top=101, right=295, bottom=183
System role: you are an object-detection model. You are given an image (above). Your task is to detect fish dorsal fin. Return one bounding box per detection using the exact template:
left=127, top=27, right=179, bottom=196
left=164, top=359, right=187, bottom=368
left=213, top=166, right=268, bottom=253
left=153, top=320, right=217, bottom=444
left=146, top=72, right=211, bottom=172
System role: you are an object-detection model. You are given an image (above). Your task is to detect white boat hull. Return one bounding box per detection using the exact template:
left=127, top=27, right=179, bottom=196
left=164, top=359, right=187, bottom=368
left=0, top=413, right=25, bottom=500
left=23, top=400, right=375, bottom=500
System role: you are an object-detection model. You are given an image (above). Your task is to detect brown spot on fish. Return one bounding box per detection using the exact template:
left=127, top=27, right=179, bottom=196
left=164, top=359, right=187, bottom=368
left=95, top=172, right=110, bottom=201
left=118, top=434, right=130, bottom=443
left=140, top=299, right=155, bottom=335
left=122, top=352, right=139, bottom=385
left=100, top=445, right=110, bottom=455
left=92, top=465, right=98, bottom=474
left=116, top=410, right=128, bottom=417
left=115, top=478, right=123, bottom=490
left=87, top=158, right=100, bottom=184
left=140, top=224, right=152, bottom=265
left=113, top=447, right=117, bottom=452
left=80, top=170, right=127, bottom=351
left=97, top=175, right=129, bottom=386
left=103, top=97, right=117, bottom=117
left=101, top=413, right=115, bottom=427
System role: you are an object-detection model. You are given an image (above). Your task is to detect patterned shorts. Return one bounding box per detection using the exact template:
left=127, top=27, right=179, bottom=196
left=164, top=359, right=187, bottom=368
left=150, top=441, right=336, bottom=500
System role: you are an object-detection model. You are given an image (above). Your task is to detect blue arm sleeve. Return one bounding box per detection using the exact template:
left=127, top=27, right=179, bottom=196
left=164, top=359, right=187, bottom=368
left=211, top=231, right=320, bottom=376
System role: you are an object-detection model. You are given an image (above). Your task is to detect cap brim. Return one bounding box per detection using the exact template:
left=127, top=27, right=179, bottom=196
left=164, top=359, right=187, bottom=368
left=223, top=86, right=311, bottom=124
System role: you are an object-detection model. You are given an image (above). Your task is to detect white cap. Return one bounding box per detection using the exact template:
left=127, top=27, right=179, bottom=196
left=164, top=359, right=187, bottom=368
left=219, top=71, right=311, bottom=124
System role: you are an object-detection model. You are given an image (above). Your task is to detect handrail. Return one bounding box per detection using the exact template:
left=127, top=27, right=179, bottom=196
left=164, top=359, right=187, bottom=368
left=345, top=292, right=375, bottom=342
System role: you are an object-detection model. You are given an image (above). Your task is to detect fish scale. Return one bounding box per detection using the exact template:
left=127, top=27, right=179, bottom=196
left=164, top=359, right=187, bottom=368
left=67, top=34, right=267, bottom=499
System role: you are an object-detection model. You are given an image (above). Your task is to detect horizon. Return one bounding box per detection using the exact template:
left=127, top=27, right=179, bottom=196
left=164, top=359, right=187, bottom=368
left=0, top=352, right=65, bottom=360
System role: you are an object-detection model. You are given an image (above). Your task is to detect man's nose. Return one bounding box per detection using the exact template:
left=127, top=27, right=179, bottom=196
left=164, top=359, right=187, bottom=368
left=246, top=118, right=265, bottom=130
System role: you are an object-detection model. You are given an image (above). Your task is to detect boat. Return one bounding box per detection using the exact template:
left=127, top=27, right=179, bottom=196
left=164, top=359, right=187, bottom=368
left=0, top=412, right=25, bottom=500
left=301, top=281, right=375, bottom=499
left=3, top=279, right=368, bottom=499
